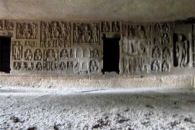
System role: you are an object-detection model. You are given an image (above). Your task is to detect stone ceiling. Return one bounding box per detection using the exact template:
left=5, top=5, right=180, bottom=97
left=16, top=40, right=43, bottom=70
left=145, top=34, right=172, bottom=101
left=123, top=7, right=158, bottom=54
left=0, top=0, right=195, bottom=22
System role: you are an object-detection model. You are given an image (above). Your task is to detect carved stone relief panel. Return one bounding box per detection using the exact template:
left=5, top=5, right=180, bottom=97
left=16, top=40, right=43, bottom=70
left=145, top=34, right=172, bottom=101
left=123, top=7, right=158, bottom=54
left=5, top=19, right=195, bottom=75
left=0, top=20, right=15, bottom=36
left=120, top=22, right=173, bottom=74
left=73, top=23, right=100, bottom=44
left=5, top=20, right=14, bottom=31
left=101, top=21, right=111, bottom=32
left=41, top=21, right=71, bottom=48
left=120, top=24, right=151, bottom=74
left=152, top=23, right=172, bottom=72
left=43, top=49, right=59, bottom=71
left=12, top=45, right=39, bottom=72
left=16, top=22, right=38, bottom=39
left=112, top=21, right=120, bottom=32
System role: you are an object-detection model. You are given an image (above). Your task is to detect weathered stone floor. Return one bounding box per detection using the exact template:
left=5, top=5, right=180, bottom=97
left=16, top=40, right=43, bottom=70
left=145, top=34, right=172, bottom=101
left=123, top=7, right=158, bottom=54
left=0, top=87, right=195, bottom=130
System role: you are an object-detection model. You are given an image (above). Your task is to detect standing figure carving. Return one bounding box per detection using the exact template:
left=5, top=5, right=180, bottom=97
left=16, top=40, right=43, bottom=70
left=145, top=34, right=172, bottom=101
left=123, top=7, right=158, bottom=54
left=175, top=34, right=189, bottom=67
left=45, top=23, right=50, bottom=38
left=13, top=41, right=22, bottom=60
left=31, top=23, right=37, bottom=39
left=82, top=25, right=91, bottom=43
left=51, top=22, right=59, bottom=38
left=59, top=22, right=66, bottom=37
left=92, top=25, right=99, bottom=43
left=74, top=25, right=80, bottom=43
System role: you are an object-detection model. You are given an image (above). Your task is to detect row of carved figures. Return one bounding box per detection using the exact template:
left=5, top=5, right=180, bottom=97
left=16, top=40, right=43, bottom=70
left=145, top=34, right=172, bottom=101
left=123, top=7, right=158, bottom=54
left=13, top=47, right=102, bottom=61
left=43, top=48, right=102, bottom=61
left=122, top=57, right=170, bottom=73
left=13, top=60, right=99, bottom=74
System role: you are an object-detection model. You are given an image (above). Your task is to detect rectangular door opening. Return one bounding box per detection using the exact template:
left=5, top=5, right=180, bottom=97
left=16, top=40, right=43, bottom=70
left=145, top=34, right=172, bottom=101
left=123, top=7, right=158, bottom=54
left=102, top=37, right=120, bottom=74
left=0, top=37, right=11, bottom=73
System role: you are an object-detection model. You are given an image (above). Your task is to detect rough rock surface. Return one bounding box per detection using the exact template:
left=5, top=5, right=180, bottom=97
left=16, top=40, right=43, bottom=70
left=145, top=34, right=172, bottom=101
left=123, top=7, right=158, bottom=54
left=0, top=0, right=195, bottom=22
left=0, top=88, right=195, bottom=130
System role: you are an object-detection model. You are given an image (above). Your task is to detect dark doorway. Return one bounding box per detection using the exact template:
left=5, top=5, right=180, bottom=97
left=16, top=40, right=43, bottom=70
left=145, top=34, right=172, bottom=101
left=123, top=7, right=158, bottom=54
left=102, top=37, right=120, bottom=74
left=0, top=37, right=11, bottom=73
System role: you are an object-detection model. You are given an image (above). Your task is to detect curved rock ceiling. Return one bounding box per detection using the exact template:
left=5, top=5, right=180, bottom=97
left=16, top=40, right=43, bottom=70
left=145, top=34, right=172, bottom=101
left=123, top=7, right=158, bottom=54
left=0, top=0, right=195, bottom=22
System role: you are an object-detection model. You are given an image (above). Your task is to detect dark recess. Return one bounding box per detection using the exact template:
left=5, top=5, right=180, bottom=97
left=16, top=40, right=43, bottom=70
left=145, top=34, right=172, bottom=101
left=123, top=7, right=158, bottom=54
left=0, top=37, right=11, bottom=73
left=102, top=36, right=120, bottom=74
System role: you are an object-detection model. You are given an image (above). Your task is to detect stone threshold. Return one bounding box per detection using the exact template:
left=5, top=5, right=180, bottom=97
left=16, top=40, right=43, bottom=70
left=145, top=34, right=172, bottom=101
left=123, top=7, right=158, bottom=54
left=0, top=74, right=193, bottom=89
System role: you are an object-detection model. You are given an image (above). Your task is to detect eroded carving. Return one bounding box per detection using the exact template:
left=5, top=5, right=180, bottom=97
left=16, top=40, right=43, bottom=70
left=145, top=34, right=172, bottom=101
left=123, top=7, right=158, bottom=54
left=24, top=49, right=33, bottom=61
left=112, top=22, right=120, bottom=32
left=91, top=49, right=99, bottom=58
left=14, top=62, right=21, bottom=70
left=60, top=62, right=66, bottom=70
left=102, top=21, right=110, bottom=32
left=151, top=60, right=160, bottom=72
left=5, top=20, right=14, bottom=30
left=162, top=60, right=170, bottom=72
left=34, top=49, right=42, bottom=61
left=60, top=49, right=69, bottom=60
left=162, top=23, right=170, bottom=32
left=83, top=48, right=90, bottom=58
left=36, top=62, right=42, bottom=71
left=67, top=61, right=73, bottom=71
left=25, top=41, right=37, bottom=48
left=90, top=60, right=98, bottom=73
left=163, top=47, right=171, bottom=59
left=152, top=46, right=161, bottom=58
left=26, top=62, right=34, bottom=70
left=161, top=33, right=170, bottom=45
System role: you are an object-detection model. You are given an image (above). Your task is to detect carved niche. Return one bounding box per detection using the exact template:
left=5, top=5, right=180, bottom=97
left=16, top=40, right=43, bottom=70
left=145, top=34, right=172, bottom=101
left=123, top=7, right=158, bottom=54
left=174, top=33, right=189, bottom=67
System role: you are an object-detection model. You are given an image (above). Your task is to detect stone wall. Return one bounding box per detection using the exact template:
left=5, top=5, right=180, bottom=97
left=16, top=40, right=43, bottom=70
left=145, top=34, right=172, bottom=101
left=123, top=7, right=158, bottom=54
left=0, top=20, right=194, bottom=75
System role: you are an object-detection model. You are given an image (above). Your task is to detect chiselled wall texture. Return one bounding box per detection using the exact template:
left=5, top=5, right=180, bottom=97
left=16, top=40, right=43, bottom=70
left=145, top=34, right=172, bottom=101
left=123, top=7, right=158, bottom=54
left=0, top=20, right=193, bottom=75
